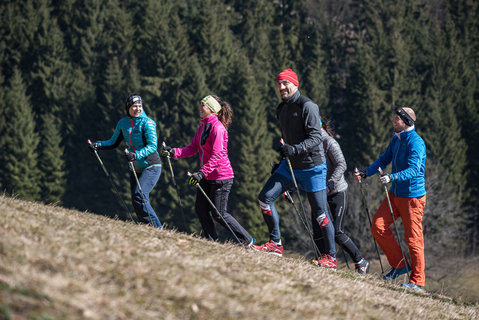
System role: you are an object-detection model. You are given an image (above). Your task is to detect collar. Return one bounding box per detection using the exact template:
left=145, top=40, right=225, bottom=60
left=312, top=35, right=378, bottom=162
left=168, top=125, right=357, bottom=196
left=395, top=125, right=415, bottom=139
left=200, top=114, right=218, bottom=124
left=284, top=90, right=301, bottom=104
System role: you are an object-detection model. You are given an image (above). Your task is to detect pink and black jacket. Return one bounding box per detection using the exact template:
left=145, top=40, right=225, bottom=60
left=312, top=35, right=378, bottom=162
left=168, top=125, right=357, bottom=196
left=173, top=114, right=234, bottom=181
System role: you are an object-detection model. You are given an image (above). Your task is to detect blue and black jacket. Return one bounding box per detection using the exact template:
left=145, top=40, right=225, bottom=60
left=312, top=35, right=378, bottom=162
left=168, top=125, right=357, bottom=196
left=96, top=110, right=161, bottom=171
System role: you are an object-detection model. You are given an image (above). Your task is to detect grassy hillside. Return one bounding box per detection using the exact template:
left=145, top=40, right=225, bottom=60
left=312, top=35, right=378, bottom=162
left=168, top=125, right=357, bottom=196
left=0, top=195, right=477, bottom=320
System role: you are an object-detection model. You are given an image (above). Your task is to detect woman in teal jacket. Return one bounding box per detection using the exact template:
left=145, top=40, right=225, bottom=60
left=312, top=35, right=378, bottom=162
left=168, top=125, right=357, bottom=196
left=90, top=94, right=162, bottom=228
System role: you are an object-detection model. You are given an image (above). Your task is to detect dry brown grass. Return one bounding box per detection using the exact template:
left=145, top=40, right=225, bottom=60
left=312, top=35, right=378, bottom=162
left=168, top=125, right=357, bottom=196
left=0, top=195, right=477, bottom=320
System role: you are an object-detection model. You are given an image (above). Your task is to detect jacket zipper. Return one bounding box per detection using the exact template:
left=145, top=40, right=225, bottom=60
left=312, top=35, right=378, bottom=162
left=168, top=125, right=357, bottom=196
left=129, top=118, right=138, bottom=171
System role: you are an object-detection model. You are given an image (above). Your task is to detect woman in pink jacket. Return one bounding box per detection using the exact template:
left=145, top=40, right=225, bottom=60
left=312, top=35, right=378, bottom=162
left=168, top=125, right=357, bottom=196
left=162, top=95, right=254, bottom=246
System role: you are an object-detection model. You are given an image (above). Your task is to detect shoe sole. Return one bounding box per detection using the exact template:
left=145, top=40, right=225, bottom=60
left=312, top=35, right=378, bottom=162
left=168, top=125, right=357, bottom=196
left=251, top=246, right=283, bottom=257
left=311, top=260, right=337, bottom=270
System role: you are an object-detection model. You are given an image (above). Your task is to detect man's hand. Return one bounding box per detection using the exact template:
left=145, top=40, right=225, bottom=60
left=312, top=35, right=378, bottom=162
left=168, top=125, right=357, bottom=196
left=379, top=173, right=391, bottom=184
left=278, top=144, right=299, bottom=158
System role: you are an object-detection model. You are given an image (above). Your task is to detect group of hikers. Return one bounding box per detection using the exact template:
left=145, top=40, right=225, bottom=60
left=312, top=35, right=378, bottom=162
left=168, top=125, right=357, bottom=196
left=89, top=68, right=427, bottom=293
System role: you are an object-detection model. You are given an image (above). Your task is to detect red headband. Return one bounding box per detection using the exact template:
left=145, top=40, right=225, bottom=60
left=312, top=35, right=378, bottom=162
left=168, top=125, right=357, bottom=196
left=276, top=68, right=299, bottom=87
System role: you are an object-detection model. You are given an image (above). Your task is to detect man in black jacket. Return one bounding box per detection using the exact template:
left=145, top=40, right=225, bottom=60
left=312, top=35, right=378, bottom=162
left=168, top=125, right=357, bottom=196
left=252, top=69, right=336, bottom=268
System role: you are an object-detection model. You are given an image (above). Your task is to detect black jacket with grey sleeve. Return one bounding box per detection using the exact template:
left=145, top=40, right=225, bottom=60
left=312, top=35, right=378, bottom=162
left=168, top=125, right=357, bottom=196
left=276, top=91, right=326, bottom=169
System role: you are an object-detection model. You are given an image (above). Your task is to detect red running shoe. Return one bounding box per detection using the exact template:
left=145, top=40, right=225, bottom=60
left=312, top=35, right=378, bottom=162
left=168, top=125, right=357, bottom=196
left=251, top=240, right=283, bottom=256
left=312, top=254, right=337, bottom=269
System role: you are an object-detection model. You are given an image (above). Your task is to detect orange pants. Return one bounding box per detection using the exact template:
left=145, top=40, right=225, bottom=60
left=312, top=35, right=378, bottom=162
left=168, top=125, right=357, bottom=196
left=371, top=192, right=426, bottom=286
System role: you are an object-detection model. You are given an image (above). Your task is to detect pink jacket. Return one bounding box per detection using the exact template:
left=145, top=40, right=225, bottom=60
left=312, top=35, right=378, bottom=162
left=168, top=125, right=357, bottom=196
left=173, top=114, right=234, bottom=180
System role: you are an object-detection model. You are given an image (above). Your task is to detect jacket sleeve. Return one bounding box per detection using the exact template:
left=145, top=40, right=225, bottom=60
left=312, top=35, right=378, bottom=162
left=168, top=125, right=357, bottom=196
left=326, top=137, right=347, bottom=183
left=391, top=137, right=426, bottom=182
left=199, top=125, right=225, bottom=176
left=97, top=120, right=124, bottom=149
left=366, top=135, right=395, bottom=176
left=298, top=101, right=322, bottom=153
left=173, top=126, right=201, bottom=159
left=135, top=118, right=158, bottom=160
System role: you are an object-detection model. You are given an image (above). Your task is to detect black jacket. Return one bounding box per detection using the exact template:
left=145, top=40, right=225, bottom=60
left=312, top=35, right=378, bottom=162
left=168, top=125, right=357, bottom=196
left=276, top=90, right=326, bottom=169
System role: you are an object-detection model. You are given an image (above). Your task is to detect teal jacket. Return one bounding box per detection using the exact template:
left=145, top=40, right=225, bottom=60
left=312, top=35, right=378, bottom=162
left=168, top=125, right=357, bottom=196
left=96, top=110, right=161, bottom=171
left=365, top=127, right=426, bottom=198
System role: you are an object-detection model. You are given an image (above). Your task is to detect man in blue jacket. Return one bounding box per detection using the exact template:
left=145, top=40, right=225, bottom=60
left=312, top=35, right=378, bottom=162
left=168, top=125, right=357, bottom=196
left=355, top=107, right=426, bottom=291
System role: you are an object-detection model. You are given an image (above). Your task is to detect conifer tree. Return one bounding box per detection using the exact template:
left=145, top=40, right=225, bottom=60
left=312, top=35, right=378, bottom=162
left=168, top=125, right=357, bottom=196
left=297, top=25, right=330, bottom=115
left=227, top=55, right=276, bottom=241
left=419, top=15, right=468, bottom=197
left=447, top=0, right=479, bottom=202
left=162, top=57, right=211, bottom=232
left=447, top=0, right=479, bottom=253
left=342, top=35, right=390, bottom=168
left=38, top=113, right=66, bottom=204
left=0, top=68, right=40, bottom=200
left=226, top=0, right=280, bottom=134
left=188, top=0, right=236, bottom=93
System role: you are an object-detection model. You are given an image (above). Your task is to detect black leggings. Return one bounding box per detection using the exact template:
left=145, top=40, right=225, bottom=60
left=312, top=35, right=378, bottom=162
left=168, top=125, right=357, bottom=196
left=313, top=189, right=362, bottom=263
left=195, top=179, right=252, bottom=244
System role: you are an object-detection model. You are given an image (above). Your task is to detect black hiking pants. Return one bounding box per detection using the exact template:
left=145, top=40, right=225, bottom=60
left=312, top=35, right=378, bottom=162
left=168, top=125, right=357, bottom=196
left=195, top=178, right=252, bottom=244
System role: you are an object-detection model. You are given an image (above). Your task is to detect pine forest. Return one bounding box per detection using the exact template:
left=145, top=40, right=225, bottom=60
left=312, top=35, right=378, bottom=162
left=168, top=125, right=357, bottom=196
left=0, top=0, right=478, bottom=262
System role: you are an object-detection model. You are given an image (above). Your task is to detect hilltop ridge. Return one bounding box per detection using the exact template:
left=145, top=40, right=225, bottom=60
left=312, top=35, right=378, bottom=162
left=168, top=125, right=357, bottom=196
left=0, top=195, right=477, bottom=320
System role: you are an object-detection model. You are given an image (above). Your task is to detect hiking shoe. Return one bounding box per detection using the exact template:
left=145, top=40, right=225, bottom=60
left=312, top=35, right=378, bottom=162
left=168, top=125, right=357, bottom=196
left=251, top=240, right=283, bottom=256
left=246, top=238, right=256, bottom=248
left=383, top=265, right=411, bottom=280
left=355, top=258, right=369, bottom=275
left=401, top=282, right=424, bottom=292
left=312, top=254, right=337, bottom=269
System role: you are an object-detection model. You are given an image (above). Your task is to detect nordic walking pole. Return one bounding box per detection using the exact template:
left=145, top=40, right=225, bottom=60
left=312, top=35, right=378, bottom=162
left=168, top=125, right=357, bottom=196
left=354, top=168, right=384, bottom=273
left=126, top=150, right=159, bottom=228
left=87, top=140, right=136, bottom=223
left=187, top=171, right=242, bottom=244
left=378, top=167, right=410, bottom=279
left=280, top=139, right=322, bottom=259
left=161, top=142, right=187, bottom=230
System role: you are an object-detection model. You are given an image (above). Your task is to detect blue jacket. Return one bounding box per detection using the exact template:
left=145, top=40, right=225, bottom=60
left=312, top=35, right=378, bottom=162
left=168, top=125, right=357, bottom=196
left=96, top=110, right=161, bottom=171
left=365, top=127, right=426, bottom=198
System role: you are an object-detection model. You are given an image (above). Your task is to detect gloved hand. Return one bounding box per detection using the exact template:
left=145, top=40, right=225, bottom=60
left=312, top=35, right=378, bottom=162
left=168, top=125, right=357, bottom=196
left=124, top=150, right=137, bottom=162
left=88, top=142, right=99, bottom=152
left=188, top=171, right=204, bottom=185
left=278, top=144, right=299, bottom=158
left=326, top=180, right=335, bottom=193
left=379, top=173, right=391, bottom=184
left=354, top=168, right=367, bottom=182
left=161, top=145, right=174, bottom=157
left=271, top=162, right=280, bottom=175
